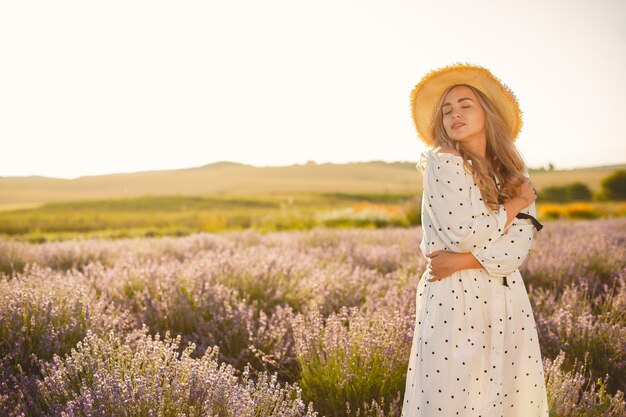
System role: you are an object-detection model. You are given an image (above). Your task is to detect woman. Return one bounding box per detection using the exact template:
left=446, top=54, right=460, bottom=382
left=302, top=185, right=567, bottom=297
left=400, top=63, right=549, bottom=416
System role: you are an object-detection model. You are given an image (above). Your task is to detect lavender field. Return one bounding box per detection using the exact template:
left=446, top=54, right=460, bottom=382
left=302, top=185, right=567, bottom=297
left=0, top=217, right=625, bottom=417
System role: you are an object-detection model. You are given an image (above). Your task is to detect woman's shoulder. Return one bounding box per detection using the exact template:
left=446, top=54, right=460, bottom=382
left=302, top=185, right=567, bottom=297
left=435, top=146, right=462, bottom=157
left=416, top=147, right=465, bottom=173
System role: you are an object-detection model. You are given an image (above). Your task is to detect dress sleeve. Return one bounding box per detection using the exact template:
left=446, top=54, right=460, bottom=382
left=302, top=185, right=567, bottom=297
left=469, top=169, right=537, bottom=278
left=421, top=154, right=510, bottom=253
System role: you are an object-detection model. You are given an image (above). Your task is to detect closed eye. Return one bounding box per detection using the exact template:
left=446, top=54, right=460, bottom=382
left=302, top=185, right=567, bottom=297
left=444, top=106, right=470, bottom=115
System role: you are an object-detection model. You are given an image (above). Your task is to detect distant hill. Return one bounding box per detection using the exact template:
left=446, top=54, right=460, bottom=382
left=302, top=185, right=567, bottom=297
left=1, top=160, right=624, bottom=210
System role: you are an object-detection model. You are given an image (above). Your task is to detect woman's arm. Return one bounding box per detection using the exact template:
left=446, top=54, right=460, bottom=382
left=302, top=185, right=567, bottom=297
left=425, top=250, right=480, bottom=281
left=502, top=196, right=531, bottom=229
left=468, top=199, right=537, bottom=277
left=421, top=158, right=528, bottom=253
left=467, top=169, right=538, bottom=277
left=427, top=200, right=538, bottom=280
left=425, top=164, right=538, bottom=281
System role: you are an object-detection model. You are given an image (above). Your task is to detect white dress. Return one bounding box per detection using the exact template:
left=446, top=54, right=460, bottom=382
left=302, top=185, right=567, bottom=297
left=400, top=149, right=549, bottom=417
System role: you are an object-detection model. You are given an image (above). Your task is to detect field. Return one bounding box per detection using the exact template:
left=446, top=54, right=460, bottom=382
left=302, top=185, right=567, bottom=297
left=2, top=160, right=623, bottom=209
left=1, top=193, right=625, bottom=244
left=2, top=160, right=625, bottom=416
left=1, top=217, right=625, bottom=416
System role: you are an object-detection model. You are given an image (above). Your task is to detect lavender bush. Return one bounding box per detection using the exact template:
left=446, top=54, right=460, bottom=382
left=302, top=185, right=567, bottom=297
left=544, top=350, right=625, bottom=417
left=0, top=217, right=624, bottom=416
left=0, top=265, right=115, bottom=376
left=15, top=327, right=316, bottom=417
left=532, top=269, right=626, bottom=394
left=521, top=218, right=626, bottom=288
left=292, top=285, right=415, bottom=417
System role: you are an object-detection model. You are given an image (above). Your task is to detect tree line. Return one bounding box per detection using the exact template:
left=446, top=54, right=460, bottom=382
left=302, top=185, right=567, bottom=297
left=538, top=169, right=626, bottom=202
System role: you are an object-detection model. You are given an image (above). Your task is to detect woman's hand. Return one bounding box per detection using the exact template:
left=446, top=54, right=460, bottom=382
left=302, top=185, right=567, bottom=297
left=425, top=251, right=484, bottom=282
left=425, top=250, right=469, bottom=282
left=517, top=177, right=537, bottom=206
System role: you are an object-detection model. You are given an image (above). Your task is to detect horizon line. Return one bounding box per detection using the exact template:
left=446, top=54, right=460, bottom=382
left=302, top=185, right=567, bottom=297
left=2, top=158, right=624, bottom=181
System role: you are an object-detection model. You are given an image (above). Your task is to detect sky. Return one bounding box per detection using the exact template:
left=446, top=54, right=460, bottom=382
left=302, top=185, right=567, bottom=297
left=1, top=0, right=625, bottom=179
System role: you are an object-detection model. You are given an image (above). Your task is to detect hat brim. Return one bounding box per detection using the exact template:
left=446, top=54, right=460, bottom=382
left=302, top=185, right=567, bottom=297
left=410, top=62, right=523, bottom=146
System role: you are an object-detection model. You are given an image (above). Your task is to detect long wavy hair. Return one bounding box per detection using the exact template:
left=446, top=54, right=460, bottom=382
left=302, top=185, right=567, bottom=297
left=431, top=84, right=528, bottom=211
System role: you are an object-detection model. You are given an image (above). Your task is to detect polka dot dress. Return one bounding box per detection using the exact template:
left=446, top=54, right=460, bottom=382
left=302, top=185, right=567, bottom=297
left=400, top=150, right=549, bottom=417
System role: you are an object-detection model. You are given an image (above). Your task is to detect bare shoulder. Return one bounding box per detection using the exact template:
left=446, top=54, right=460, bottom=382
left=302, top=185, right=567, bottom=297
left=435, top=146, right=461, bottom=157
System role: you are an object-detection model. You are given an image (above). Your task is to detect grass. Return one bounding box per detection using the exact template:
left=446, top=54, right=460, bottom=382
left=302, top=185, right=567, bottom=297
left=0, top=193, right=625, bottom=243
left=0, top=193, right=417, bottom=242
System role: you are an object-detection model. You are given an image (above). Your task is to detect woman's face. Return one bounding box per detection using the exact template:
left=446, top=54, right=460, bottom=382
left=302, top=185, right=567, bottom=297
left=441, top=85, right=487, bottom=144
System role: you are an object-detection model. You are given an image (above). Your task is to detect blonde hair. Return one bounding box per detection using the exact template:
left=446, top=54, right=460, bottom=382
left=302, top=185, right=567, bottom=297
left=431, top=84, right=528, bottom=211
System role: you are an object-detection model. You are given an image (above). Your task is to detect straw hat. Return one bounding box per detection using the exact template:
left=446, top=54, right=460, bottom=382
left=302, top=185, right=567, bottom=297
left=410, top=62, right=523, bottom=146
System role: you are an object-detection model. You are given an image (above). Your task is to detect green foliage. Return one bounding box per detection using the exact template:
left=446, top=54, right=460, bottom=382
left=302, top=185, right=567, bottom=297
left=294, top=306, right=409, bottom=417
left=0, top=193, right=416, bottom=240
left=569, top=182, right=593, bottom=201
left=601, top=169, right=626, bottom=200
left=539, top=182, right=592, bottom=202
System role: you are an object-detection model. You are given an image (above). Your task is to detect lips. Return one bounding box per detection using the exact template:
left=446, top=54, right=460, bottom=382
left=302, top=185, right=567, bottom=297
left=451, top=123, right=465, bottom=130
